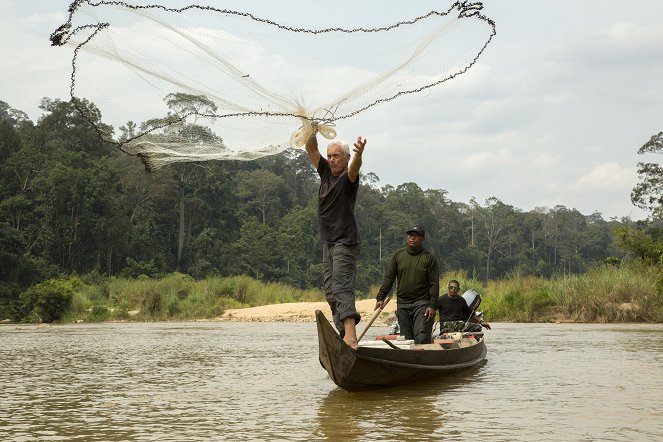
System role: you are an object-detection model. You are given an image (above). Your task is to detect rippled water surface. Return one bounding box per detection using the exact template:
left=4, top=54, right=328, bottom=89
left=1, top=321, right=662, bottom=441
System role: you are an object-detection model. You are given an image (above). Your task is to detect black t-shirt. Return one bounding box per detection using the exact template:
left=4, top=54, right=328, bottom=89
left=317, top=157, right=360, bottom=245
left=437, top=294, right=473, bottom=322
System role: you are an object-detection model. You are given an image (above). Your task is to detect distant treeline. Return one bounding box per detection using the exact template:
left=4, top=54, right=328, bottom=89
left=1, top=98, right=661, bottom=322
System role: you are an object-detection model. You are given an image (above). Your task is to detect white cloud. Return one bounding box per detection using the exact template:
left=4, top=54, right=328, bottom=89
left=572, top=162, right=637, bottom=191
left=579, top=21, right=663, bottom=64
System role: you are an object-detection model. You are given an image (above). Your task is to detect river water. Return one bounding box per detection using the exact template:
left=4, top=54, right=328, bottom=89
left=1, top=320, right=661, bottom=441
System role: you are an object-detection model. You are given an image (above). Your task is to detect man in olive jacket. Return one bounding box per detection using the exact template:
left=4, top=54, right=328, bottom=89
left=374, top=225, right=439, bottom=344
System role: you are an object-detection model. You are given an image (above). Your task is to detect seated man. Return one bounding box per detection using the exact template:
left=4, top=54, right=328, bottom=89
left=438, top=280, right=491, bottom=334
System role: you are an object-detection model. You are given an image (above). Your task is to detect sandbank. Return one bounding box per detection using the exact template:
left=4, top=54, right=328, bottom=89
left=219, top=299, right=397, bottom=325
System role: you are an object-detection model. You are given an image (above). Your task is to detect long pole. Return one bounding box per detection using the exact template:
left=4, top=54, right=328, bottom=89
left=357, top=296, right=391, bottom=342
left=379, top=228, right=382, bottom=261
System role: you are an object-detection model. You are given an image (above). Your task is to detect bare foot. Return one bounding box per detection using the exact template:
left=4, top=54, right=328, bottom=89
left=343, top=338, right=358, bottom=350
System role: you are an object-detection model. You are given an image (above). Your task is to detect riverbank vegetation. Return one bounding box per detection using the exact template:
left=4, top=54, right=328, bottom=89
left=12, top=263, right=662, bottom=324
left=1, top=100, right=661, bottom=324
left=18, top=273, right=325, bottom=323
left=456, top=265, right=662, bottom=323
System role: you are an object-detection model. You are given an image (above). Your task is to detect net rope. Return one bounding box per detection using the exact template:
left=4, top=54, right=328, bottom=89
left=51, top=0, right=496, bottom=171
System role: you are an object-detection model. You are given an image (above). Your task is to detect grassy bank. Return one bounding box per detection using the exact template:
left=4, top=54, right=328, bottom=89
left=14, top=263, right=663, bottom=324
left=432, top=264, right=662, bottom=323
left=59, top=273, right=325, bottom=323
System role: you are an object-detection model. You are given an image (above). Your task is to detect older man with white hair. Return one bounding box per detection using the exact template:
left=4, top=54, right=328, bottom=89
left=306, top=130, right=367, bottom=350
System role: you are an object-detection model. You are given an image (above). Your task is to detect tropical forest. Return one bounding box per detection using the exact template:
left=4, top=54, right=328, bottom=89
left=0, top=98, right=661, bottom=323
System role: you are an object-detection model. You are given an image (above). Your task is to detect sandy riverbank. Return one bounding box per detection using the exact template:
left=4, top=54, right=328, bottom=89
left=218, top=299, right=397, bottom=325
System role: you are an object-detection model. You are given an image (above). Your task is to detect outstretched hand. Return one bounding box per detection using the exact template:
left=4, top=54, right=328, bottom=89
left=353, top=136, right=366, bottom=156
left=348, top=135, right=366, bottom=182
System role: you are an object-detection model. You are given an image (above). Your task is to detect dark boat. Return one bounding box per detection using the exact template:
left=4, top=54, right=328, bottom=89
left=316, top=310, right=487, bottom=391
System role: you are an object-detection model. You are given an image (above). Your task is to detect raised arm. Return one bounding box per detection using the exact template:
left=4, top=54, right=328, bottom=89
left=305, top=131, right=321, bottom=169
left=347, top=136, right=366, bottom=183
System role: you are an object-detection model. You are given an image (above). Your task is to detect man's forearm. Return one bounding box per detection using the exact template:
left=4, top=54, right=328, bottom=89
left=305, top=134, right=320, bottom=168
left=347, top=154, right=362, bottom=182
left=376, top=277, right=394, bottom=301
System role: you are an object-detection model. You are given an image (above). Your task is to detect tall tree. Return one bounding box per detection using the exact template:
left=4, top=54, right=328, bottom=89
left=276, top=203, right=320, bottom=287
left=140, top=93, right=223, bottom=271
left=236, top=169, right=286, bottom=224
left=472, top=197, right=519, bottom=280
left=632, top=131, right=663, bottom=218
left=550, top=206, right=587, bottom=274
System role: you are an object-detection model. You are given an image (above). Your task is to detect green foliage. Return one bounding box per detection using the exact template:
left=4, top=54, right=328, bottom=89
left=7, top=267, right=661, bottom=324
left=0, top=281, right=21, bottom=320
left=483, top=264, right=661, bottom=323
left=604, top=256, right=621, bottom=266
left=93, top=273, right=324, bottom=321
left=632, top=131, right=663, bottom=218
left=87, top=305, right=110, bottom=322
left=0, top=96, right=660, bottom=321
left=110, top=300, right=133, bottom=321
left=120, top=257, right=161, bottom=279
left=615, top=225, right=663, bottom=266
left=66, top=290, right=89, bottom=317
left=205, top=275, right=323, bottom=307
left=483, top=277, right=556, bottom=322
left=19, top=277, right=82, bottom=322
left=141, top=289, right=162, bottom=317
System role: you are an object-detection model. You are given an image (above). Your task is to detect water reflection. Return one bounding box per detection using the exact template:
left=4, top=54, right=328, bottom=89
left=314, top=362, right=487, bottom=440
left=1, top=322, right=662, bottom=441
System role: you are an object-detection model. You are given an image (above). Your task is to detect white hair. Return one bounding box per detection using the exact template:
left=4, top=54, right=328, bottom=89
left=328, top=139, right=350, bottom=156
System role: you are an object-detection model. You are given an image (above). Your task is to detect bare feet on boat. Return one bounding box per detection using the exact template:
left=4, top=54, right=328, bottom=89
left=342, top=316, right=359, bottom=349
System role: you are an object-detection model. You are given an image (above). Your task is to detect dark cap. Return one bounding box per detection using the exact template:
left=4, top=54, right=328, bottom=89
left=406, top=224, right=425, bottom=237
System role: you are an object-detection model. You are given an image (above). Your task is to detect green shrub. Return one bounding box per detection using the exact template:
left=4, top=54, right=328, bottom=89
left=0, top=281, right=22, bottom=321
left=64, top=291, right=90, bottom=320
left=16, top=263, right=660, bottom=324
left=19, top=277, right=82, bottom=323
left=480, top=263, right=661, bottom=322
left=120, top=257, right=160, bottom=279
left=110, top=300, right=132, bottom=320
left=162, top=293, right=181, bottom=317
left=141, top=289, right=161, bottom=317
left=88, top=305, right=110, bottom=322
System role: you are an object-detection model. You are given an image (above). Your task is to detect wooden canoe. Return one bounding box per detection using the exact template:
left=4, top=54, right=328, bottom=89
left=316, top=310, right=487, bottom=391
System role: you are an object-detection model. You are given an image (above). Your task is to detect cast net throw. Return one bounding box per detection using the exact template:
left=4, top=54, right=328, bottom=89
left=51, top=0, right=496, bottom=171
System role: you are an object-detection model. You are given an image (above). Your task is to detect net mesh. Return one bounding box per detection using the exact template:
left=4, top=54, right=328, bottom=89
left=51, top=0, right=496, bottom=171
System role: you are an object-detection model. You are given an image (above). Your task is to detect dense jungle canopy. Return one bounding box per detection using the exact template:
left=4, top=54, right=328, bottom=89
left=0, top=98, right=661, bottom=321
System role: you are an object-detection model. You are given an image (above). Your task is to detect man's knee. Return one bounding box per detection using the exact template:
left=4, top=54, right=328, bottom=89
left=466, top=322, right=482, bottom=332
left=414, top=332, right=432, bottom=344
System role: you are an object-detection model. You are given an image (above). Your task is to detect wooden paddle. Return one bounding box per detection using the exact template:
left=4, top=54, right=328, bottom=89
left=357, top=296, right=391, bottom=342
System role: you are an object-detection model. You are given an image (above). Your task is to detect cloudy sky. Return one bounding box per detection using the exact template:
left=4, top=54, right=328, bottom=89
left=1, top=0, right=662, bottom=220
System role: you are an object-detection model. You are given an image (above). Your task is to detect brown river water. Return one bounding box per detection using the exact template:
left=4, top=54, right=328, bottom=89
left=1, top=321, right=662, bottom=441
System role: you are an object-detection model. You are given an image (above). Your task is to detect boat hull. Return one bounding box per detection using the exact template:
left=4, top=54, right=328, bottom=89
left=316, top=310, right=487, bottom=391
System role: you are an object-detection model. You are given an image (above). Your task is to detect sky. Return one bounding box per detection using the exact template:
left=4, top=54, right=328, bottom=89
left=1, top=0, right=662, bottom=221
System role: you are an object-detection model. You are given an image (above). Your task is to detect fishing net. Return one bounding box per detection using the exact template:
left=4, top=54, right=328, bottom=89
left=51, top=0, right=496, bottom=171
